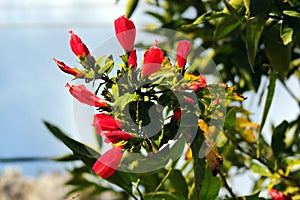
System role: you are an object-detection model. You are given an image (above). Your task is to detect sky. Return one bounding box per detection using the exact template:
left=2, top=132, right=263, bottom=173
left=0, top=0, right=299, bottom=197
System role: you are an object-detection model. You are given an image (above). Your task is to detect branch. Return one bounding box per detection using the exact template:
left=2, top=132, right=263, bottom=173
left=219, top=169, right=237, bottom=199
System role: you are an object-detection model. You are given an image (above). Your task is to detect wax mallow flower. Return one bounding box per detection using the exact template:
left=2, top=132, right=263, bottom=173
left=92, top=147, right=123, bottom=178
left=66, top=83, right=107, bottom=107
left=114, top=15, right=136, bottom=51
left=269, top=189, right=292, bottom=200
left=69, top=30, right=90, bottom=57
left=104, top=130, right=133, bottom=144
left=53, top=59, right=84, bottom=77
left=128, top=50, right=137, bottom=68
left=190, top=76, right=207, bottom=91
left=142, top=43, right=164, bottom=77
left=93, top=113, right=123, bottom=133
left=176, top=40, right=191, bottom=68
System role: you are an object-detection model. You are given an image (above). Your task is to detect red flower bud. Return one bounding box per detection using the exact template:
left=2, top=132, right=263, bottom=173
left=173, top=108, right=182, bottom=119
left=142, top=44, right=164, bottom=77
left=114, top=16, right=136, bottom=51
left=104, top=130, right=133, bottom=144
left=93, top=113, right=123, bottom=134
left=66, top=83, right=107, bottom=107
left=69, top=30, right=90, bottom=57
left=176, top=40, right=191, bottom=68
left=128, top=50, right=137, bottom=68
left=92, top=147, right=123, bottom=178
left=269, top=189, right=292, bottom=200
left=53, top=58, right=84, bottom=77
left=190, top=76, right=207, bottom=91
left=184, top=97, right=195, bottom=104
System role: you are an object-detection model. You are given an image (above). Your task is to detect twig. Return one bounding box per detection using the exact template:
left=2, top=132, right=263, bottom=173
left=280, top=80, right=300, bottom=106
left=219, top=169, right=237, bottom=199
left=134, top=178, right=144, bottom=200
left=0, top=157, right=54, bottom=162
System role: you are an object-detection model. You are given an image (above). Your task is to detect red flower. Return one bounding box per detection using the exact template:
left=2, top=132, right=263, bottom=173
left=128, top=50, right=137, bottom=68
left=93, top=113, right=123, bottom=134
left=92, top=147, right=123, bottom=178
left=142, top=44, right=164, bottom=77
left=176, top=40, right=191, bottom=68
left=114, top=16, right=136, bottom=51
left=269, top=189, right=292, bottom=200
left=104, top=130, right=133, bottom=144
left=53, top=58, right=84, bottom=77
left=66, top=83, right=107, bottom=107
left=173, top=108, right=182, bottom=119
left=69, top=30, right=91, bottom=58
left=190, top=76, right=207, bottom=91
left=184, top=97, right=195, bottom=104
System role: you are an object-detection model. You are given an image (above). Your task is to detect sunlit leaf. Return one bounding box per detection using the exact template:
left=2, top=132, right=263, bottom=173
left=126, top=0, right=139, bottom=18
left=283, top=10, right=300, bottom=18
left=280, top=23, right=293, bottom=45
left=250, top=162, right=272, bottom=177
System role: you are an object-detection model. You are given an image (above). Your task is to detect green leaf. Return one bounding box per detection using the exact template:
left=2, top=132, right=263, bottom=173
left=224, top=107, right=237, bottom=127
left=199, top=166, right=221, bottom=200
left=283, top=10, right=300, bottom=18
left=215, top=15, right=242, bottom=39
left=85, top=70, right=95, bottom=82
left=114, top=93, right=139, bottom=110
left=271, top=120, right=289, bottom=158
left=280, top=23, right=293, bottom=45
left=222, top=0, right=243, bottom=22
left=264, top=25, right=291, bottom=80
left=243, top=0, right=250, bottom=17
left=168, top=170, right=188, bottom=199
left=44, top=121, right=135, bottom=196
left=183, top=11, right=225, bottom=28
left=259, top=71, right=276, bottom=132
left=145, top=192, right=180, bottom=200
left=52, top=154, right=79, bottom=162
left=170, top=135, right=185, bottom=162
left=245, top=16, right=265, bottom=72
left=98, top=57, right=114, bottom=74
left=95, top=55, right=105, bottom=66
left=250, top=162, right=272, bottom=177
left=44, top=121, right=99, bottom=168
left=126, top=0, right=139, bottom=18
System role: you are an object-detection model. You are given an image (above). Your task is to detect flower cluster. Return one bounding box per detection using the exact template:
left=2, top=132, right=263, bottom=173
left=54, top=16, right=232, bottom=179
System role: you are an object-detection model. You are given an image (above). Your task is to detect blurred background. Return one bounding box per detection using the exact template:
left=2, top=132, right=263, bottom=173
left=0, top=0, right=299, bottom=198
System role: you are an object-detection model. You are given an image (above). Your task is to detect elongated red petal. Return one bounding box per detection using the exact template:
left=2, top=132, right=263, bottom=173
left=92, top=147, right=123, bottom=178
left=93, top=113, right=123, bottom=134
left=142, top=45, right=164, bottom=77
left=69, top=30, right=90, bottom=57
left=66, top=84, right=107, bottom=107
left=176, top=40, right=191, bottom=68
left=114, top=16, right=136, bottom=51
left=128, top=50, right=137, bottom=67
left=104, top=130, right=133, bottom=144
left=53, top=58, right=84, bottom=77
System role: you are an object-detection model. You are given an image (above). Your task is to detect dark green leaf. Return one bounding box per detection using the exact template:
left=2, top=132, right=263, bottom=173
left=199, top=166, right=221, bottom=200
left=264, top=25, right=291, bottom=80
left=44, top=121, right=135, bottom=195
left=182, top=11, right=225, bottom=28
left=224, top=107, right=237, bottom=127
left=259, top=71, right=276, bottom=132
left=168, top=170, right=188, bottom=199
left=52, top=154, right=79, bottom=162
left=215, top=15, right=242, bottom=39
left=245, top=16, right=265, bottom=72
left=145, top=192, right=180, bottom=200
left=271, top=120, right=289, bottom=158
